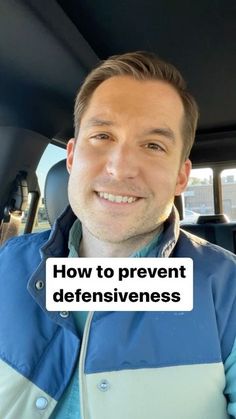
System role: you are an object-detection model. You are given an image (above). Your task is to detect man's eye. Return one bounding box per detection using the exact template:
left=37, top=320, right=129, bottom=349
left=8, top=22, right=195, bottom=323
left=91, top=133, right=110, bottom=140
left=145, top=143, right=165, bottom=152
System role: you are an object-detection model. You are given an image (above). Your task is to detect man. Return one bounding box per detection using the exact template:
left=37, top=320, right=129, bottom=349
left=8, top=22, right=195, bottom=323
left=0, top=52, right=236, bottom=419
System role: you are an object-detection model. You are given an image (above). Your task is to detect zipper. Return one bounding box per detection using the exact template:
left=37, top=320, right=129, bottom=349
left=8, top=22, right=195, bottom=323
left=79, top=311, right=94, bottom=419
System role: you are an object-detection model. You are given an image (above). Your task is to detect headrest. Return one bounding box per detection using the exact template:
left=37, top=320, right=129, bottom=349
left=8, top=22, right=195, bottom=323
left=197, top=214, right=229, bottom=224
left=174, top=195, right=184, bottom=220
left=44, top=159, right=69, bottom=226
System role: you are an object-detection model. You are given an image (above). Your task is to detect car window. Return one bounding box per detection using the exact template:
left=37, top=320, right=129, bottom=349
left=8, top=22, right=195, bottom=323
left=221, top=168, right=236, bottom=221
left=182, top=168, right=214, bottom=223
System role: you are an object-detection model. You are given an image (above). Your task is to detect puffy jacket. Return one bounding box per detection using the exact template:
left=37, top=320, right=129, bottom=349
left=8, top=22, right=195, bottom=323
left=0, top=206, right=236, bottom=419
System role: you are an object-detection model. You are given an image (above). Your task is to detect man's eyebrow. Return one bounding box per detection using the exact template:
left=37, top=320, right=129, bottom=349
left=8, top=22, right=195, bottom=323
left=84, top=118, right=115, bottom=128
left=84, top=119, right=176, bottom=142
left=143, top=127, right=176, bottom=142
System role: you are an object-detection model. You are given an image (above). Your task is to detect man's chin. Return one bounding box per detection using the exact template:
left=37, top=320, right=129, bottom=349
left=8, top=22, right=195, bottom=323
left=83, top=222, right=161, bottom=246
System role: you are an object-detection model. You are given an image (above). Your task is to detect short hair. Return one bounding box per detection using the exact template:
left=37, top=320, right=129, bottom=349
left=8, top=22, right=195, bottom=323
left=74, top=51, right=199, bottom=160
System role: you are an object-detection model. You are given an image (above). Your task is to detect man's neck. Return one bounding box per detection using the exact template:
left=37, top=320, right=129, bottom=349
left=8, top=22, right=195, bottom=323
left=78, top=225, right=163, bottom=257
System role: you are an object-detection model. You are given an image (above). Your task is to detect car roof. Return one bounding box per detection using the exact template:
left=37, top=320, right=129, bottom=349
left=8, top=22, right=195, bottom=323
left=0, top=1, right=235, bottom=173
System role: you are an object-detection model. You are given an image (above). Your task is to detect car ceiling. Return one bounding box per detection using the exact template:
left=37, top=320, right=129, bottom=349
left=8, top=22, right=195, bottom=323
left=0, top=0, right=235, bottom=153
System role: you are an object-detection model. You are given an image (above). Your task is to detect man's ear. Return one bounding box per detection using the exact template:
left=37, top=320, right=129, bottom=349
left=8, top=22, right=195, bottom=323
left=67, top=138, right=75, bottom=174
left=175, top=158, right=192, bottom=196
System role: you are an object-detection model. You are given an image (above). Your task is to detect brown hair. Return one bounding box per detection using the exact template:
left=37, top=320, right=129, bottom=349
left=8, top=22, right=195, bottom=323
left=74, top=51, right=199, bottom=160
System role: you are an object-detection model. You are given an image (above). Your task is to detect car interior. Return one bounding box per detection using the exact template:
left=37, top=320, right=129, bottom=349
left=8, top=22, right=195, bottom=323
left=0, top=0, right=236, bottom=252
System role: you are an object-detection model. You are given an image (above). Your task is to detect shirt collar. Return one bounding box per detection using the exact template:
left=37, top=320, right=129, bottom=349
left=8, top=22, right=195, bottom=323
left=68, top=219, right=82, bottom=257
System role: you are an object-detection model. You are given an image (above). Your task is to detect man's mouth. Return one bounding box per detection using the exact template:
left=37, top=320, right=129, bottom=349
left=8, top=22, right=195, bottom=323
left=97, top=191, right=138, bottom=203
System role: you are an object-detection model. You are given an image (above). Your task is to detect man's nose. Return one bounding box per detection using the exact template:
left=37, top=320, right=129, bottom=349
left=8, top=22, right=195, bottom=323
left=105, top=145, right=139, bottom=180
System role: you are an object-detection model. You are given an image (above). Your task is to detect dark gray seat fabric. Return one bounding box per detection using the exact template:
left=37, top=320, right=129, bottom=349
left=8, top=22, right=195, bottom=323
left=44, top=159, right=236, bottom=254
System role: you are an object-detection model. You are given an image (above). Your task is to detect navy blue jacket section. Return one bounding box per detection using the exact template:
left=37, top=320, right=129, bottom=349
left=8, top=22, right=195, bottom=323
left=0, top=206, right=236, bottom=401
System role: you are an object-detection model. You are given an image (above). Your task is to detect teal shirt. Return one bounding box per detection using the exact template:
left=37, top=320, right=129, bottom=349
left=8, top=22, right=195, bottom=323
left=51, top=219, right=163, bottom=418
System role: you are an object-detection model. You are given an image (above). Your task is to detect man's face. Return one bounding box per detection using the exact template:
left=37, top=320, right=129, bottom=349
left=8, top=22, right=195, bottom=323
left=67, top=76, right=191, bottom=243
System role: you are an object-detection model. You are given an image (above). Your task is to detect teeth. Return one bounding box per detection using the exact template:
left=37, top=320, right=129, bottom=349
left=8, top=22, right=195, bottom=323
left=98, top=192, right=137, bottom=203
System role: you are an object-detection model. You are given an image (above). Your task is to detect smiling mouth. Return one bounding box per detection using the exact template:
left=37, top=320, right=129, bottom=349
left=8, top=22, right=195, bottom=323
left=97, top=191, right=138, bottom=203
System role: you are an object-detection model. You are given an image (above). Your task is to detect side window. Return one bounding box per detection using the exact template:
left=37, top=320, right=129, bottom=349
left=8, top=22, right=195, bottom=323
left=182, top=168, right=214, bottom=223
left=20, top=144, right=66, bottom=234
left=220, top=168, right=236, bottom=221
